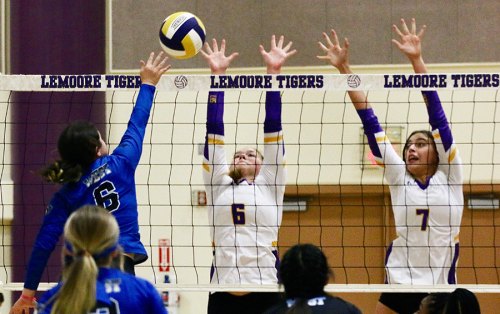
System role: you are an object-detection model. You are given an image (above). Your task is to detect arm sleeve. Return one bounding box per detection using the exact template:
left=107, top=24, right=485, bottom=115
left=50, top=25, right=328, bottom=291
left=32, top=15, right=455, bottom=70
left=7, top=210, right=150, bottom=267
left=202, top=92, right=231, bottom=188
left=357, top=108, right=405, bottom=184
left=112, top=84, right=156, bottom=168
left=260, top=91, right=286, bottom=188
left=422, top=91, right=462, bottom=183
left=24, top=195, right=70, bottom=290
left=146, top=282, right=168, bottom=314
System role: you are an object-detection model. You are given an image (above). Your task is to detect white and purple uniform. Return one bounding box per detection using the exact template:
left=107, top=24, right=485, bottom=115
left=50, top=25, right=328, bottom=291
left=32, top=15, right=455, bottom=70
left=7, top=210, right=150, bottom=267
left=358, top=91, right=463, bottom=284
left=203, top=91, right=286, bottom=285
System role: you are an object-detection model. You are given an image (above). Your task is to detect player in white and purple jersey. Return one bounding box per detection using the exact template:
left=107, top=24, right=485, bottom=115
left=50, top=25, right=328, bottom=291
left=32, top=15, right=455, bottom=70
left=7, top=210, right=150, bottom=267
left=318, top=19, right=463, bottom=314
left=10, top=52, right=170, bottom=314
left=201, top=36, right=295, bottom=314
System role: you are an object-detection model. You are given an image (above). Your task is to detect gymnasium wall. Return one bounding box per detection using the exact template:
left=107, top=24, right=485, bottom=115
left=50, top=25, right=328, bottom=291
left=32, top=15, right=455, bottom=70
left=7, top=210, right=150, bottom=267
left=109, top=0, right=500, bottom=72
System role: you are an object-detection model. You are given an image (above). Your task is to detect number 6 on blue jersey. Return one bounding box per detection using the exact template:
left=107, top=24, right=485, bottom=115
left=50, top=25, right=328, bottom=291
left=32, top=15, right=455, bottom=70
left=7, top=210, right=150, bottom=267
left=93, top=181, right=120, bottom=212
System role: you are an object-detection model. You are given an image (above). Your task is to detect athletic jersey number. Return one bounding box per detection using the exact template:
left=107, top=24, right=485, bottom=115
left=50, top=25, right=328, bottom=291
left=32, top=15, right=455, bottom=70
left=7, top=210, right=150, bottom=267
left=231, top=203, right=245, bottom=225
left=90, top=298, right=119, bottom=314
left=93, top=181, right=120, bottom=212
left=416, top=208, right=429, bottom=231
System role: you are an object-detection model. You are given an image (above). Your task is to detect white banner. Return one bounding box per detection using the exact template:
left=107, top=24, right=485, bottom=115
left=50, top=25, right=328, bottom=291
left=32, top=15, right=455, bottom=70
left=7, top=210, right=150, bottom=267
left=0, top=73, right=498, bottom=91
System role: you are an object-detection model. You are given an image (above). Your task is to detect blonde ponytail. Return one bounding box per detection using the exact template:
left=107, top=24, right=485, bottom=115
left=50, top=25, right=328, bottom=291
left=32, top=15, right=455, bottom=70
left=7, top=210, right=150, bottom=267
left=51, top=205, right=119, bottom=314
left=51, top=253, right=98, bottom=314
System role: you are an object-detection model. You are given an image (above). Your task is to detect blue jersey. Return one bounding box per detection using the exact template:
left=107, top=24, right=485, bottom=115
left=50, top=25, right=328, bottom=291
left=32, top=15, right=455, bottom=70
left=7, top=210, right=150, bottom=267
left=37, top=267, right=167, bottom=314
left=24, top=84, right=155, bottom=290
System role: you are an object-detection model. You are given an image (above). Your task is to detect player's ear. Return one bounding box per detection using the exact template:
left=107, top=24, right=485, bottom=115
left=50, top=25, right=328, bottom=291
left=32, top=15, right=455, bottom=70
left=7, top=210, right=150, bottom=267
left=96, top=145, right=104, bottom=157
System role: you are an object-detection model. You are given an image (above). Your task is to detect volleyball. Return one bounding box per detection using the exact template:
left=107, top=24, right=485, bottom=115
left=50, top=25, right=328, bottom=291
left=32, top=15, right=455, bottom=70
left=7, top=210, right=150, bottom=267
left=159, top=12, right=206, bottom=60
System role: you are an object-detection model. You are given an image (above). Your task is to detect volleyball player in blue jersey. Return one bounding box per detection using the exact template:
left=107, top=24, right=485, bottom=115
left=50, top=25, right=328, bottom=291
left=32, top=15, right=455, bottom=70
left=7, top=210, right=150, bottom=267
left=36, top=205, right=167, bottom=314
left=201, top=35, right=295, bottom=314
left=318, top=19, right=463, bottom=314
left=10, top=52, right=170, bottom=314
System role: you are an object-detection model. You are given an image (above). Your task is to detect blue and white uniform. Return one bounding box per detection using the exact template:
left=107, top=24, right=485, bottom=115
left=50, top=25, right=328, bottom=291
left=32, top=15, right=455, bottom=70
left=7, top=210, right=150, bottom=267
left=37, top=267, right=167, bottom=314
left=203, top=91, right=286, bottom=285
left=24, top=84, right=155, bottom=290
left=358, top=91, right=463, bottom=284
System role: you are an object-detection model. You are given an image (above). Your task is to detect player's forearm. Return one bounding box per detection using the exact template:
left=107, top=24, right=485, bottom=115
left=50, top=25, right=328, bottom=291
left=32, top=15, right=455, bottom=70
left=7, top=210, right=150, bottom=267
left=24, top=248, right=52, bottom=290
left=130, top=84, right=155, bottom=128
left=113, top=84, right=155, bottom=163
left=357, top=108, right=384, bottom=159
left=422, top=91, right=454, bottom=151
left=264, top=91, right=282, bottom=133
left=335, top=63, right=370, bottom=110
left=206, top=91, right=224, bottom=135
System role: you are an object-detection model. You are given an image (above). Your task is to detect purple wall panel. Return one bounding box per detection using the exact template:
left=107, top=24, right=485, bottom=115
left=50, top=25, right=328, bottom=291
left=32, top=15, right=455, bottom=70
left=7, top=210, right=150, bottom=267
left=9, top=0, right=105, bottom=294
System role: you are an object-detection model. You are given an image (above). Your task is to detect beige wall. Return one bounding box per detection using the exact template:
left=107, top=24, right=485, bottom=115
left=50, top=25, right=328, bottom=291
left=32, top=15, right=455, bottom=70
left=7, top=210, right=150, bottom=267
left=109, top=0, right=500, bottom=72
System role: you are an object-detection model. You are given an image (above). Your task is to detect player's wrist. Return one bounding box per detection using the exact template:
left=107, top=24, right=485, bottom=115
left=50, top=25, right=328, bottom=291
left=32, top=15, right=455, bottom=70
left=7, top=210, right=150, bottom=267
left=20, top=293, right=37, bottom=302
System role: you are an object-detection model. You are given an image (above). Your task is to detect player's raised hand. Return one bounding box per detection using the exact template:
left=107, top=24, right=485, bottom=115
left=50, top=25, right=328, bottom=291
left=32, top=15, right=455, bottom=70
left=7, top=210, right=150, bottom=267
left=140, top=51, right=171, bottom=86
left=317, top=29, right=351, bottom=73
left=9, top=294, right=36, bottom=314
left=200, top=38, right=239, bottom=75
left=260, top=35, right=297, bottom=74
left=392, top=18, right=426, bottom=61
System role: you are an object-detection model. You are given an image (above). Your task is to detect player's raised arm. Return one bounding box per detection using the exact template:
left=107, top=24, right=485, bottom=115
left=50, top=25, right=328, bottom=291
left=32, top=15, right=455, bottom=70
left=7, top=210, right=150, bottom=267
left=258, top=35, right=293, bottom=185
left=201, top=39, right=239, bottom=185
left=317, top=29, right=403, bottom=176
left=112, top=52, right=171, bottom=166
left=393, top=18, right=460, bottom=176
left=317, top=29, right=369, bottom=110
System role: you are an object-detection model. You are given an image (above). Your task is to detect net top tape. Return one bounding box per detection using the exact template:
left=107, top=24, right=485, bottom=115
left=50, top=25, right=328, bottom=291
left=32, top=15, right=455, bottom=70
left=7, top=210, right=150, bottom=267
left=0, top=73, right=498, bottom=91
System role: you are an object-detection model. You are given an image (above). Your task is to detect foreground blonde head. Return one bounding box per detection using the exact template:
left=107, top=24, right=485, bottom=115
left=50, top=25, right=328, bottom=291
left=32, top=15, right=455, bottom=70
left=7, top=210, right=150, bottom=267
left=51, top=205, right=120, bottom=314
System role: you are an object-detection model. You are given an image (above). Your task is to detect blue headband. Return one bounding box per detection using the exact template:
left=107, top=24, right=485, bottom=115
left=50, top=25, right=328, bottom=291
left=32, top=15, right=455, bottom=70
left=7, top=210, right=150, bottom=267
left=65, top=241, right=118, bottom=259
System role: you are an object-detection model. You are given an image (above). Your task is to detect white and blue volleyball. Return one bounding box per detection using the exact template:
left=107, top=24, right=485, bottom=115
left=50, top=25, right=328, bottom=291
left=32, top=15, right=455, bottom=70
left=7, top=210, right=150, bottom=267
left=159, top=12, right=206, bottom=60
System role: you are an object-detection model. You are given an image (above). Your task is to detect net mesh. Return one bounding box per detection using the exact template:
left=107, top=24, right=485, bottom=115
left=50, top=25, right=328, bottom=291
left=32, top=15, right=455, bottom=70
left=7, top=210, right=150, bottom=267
left=0, top=74, right=499, bottom=299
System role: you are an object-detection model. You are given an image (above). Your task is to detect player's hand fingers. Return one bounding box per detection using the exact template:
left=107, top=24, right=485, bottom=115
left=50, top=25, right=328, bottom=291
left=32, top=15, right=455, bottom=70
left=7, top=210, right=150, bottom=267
left=417, top=24, right=427, bottom=39
left=392, top=24, right=404, bottom=37
left=400, top=18, right=410, bottom=34
left=286, top=49, right=297, bottom=59
left=324, top=30, right=334, bottom=47
left=411, top=18, right=417, bottom=34
left=277, top=35, right=284, bottom=49
left=203, top=41, right=213, bottom=54
left=318, top=41, right=329, bottom=52
left=219, top=39, right=226, bottom=54
left=344, top=38, right=350, bottom=50
left=152, top=51, right=165, bottom=66
left=212, top=38, right=219, bottom=52
left=146, top=51, right=155, bottom=65
left=283, top=41, right=293, bottom=52
left=331, top=29, right=340, bottom=47
left=270, top=34, right=277, bottom=49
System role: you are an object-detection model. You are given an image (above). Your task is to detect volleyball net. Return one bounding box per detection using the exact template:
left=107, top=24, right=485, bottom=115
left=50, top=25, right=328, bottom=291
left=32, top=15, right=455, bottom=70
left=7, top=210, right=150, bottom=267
left=0, top=73, right=499, bottom=297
